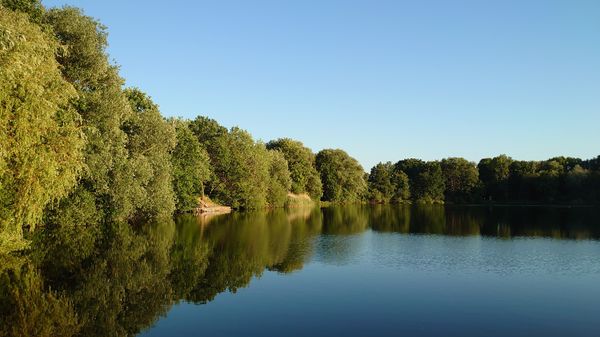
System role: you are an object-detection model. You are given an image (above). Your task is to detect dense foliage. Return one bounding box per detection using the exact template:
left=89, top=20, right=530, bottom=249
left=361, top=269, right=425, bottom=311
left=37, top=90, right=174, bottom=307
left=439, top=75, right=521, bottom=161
left=188, top=116, right=273, bottom=209
left=266, top=138, right=322, bottom=200
left=394, top=159, right=445, bottom=203
left=0, top=7, right=84, bottom=249
left=1, top=1, right=599, bottom=250
left=367, top=155, right=600, bottom=205
left=266, top=150, right=292, bottom=208
left=367, top=162, right=410, bottom=203
left=170, top=119, right=211, bottom=212
left=440, top=157, right=479, bottom=202
left=316, top=149, right=367, bottom=203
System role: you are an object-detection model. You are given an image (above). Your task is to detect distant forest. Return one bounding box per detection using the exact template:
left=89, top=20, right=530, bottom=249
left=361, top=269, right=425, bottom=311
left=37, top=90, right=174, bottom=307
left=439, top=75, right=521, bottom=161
left=1, top=1, right=599, bottom=250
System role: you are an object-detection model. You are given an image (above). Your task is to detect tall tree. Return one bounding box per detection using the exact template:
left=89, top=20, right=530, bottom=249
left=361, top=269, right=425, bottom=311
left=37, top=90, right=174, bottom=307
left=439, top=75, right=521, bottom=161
left=0, top=8, right=84, bottom=248
left=478, top=155, right=512, bottom=201
left=189, top=117, right=271, bottom=209
left=123, top=88, right=177, bottom=220
left=266, top=138, right=322, bottom=200
left=44, top=7, right=143, bottom=225
left=395, top=159, right=444, bottom=203
left=316, top=149, right=367, bottom=202
left=391, top=170, right=411, bottom=202
left=368, top=162, right=395, bottom=203
left=266, top=150, right=292, bottom=208
left=0, top=0, right=44, bottom=22
left=508, top=160, right=539, bottom=200
left=440, top=158, right=479, bottom=202
left=170, top=120, right=211, bottom=212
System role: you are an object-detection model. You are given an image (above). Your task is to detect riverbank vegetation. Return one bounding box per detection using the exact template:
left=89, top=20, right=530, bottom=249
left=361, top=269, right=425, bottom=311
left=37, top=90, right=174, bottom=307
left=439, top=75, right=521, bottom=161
left=1, top=2, right=599, bottom=250
left=367, top=155, right=600, bottom=205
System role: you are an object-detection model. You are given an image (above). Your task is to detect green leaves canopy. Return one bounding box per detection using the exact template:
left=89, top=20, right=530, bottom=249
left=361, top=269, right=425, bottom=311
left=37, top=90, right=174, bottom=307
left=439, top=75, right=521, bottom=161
left=0, top=8, right=84, bottom=246
left=316, top=149, right=366, bottom=202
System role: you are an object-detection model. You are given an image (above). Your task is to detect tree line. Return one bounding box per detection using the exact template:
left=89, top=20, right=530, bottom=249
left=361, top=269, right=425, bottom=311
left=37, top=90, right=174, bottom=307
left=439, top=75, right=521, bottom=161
left=1, top=2, right=599, bottom=250
left=367, top=155, right=600, bottom=205
left=0, top=1, right=367, bottom=249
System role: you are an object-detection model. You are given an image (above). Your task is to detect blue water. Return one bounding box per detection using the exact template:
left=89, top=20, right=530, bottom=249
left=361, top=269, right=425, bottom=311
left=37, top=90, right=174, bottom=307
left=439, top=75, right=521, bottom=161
left=141, top=206, right=600, bottom=337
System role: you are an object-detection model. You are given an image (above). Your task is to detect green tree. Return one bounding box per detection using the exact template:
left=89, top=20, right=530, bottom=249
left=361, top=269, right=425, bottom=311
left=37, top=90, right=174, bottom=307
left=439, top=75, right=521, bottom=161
left=0, top=0, right=44, bottom=22
left=534, top=159, right=563, bottom=202
left=266, top=138, right=322, bottom=200
left=188, top=116, right=229, bottom=198
left=316, top=149, right=367, bottom=202
left=187, top=116, right=228, bottom=149
left=478, top=155, right=512, bottom=201
left=440, top=157, right=479, bottom=202
left=44, top=6, right=142, bottom=226
left=395, top=159, right=444, bottom=203
left=508, top=160, right=539, bottom=200
left=414, top=162, right=445, bottom=203
left=0, top=8, right=84, bottom=248
left=123, top=88, right=177, bottom=220
left=367, top=162, right=395, bottom=203
left=0, top=262, right=79, bottom=337
left=267, top=150, right=292, bottom=208
left=170, top=119, right=211, bottom=212
left=391, top=170, right=411, bottom=202
left=189, top=117, right=271, bottom=209
left=564, top=165, right=589, bottom=202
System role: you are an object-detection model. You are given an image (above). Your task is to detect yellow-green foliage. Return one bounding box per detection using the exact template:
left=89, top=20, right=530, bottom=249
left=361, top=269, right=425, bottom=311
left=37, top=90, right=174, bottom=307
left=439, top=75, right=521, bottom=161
left=266, top=138, right=322, bottom=200
left=170, top=119, right=212, bottom=212
left=0, top=262, right=80, bottom=337
left=124, top=88, right=177, bottom=219
left=0, top=8, right=84, bottom=243
left=284, top=193, right=314, bottom=208
left=267, top=150, right=292, bottom=208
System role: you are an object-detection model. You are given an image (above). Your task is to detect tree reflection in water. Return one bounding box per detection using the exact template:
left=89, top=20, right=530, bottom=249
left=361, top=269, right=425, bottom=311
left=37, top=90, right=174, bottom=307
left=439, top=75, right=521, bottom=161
left=1, top=205, right=599, bottom=336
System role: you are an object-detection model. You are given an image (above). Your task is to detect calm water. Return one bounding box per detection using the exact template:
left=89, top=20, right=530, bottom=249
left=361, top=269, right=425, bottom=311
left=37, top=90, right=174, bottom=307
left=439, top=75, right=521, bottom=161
left=2, top=205, right=600, bottom=336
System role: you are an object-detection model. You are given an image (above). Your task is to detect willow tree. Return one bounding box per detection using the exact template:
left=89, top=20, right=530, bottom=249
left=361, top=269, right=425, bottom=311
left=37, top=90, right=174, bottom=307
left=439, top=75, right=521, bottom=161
left=44, top=7, right=162, bottom=226
left=0, top=0, right=44, bottom=22
left=0, top=8, right=84, bottom=248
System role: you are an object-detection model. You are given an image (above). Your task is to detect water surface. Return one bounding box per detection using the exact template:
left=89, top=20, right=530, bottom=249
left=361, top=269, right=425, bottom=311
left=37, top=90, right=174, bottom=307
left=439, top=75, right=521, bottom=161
left=2, top=205, right=600, bottom=336
left=143, top=205, right=600, bottom=337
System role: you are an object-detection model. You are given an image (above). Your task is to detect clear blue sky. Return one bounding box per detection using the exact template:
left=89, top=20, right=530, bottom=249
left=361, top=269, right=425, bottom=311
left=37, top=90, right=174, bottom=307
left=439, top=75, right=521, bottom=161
left=43, top=0, right=600, bottom=169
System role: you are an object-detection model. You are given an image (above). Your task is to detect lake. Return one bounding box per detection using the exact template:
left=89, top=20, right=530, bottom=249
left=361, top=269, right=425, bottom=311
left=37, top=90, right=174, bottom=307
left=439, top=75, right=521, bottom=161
left=2, top=205, right=600, bottom=336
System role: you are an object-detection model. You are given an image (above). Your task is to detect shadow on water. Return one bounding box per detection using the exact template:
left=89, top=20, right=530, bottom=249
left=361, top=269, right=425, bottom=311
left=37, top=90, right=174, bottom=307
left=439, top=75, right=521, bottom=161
left=1, top=204, right=600, bottom=336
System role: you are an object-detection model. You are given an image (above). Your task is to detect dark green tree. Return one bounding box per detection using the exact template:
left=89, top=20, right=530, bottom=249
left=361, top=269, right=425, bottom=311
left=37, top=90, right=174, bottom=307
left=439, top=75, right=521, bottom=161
left=395, top=159, right=444, bottom=203
left=391, top=170, right=411, bottom=202
left=478, top=155, right=512, bottom=201
left=367, top=162, right=395, bottom=203
left=508, top=160, right=539, bottom=200
left=440, top=157, right=479, bottom=202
